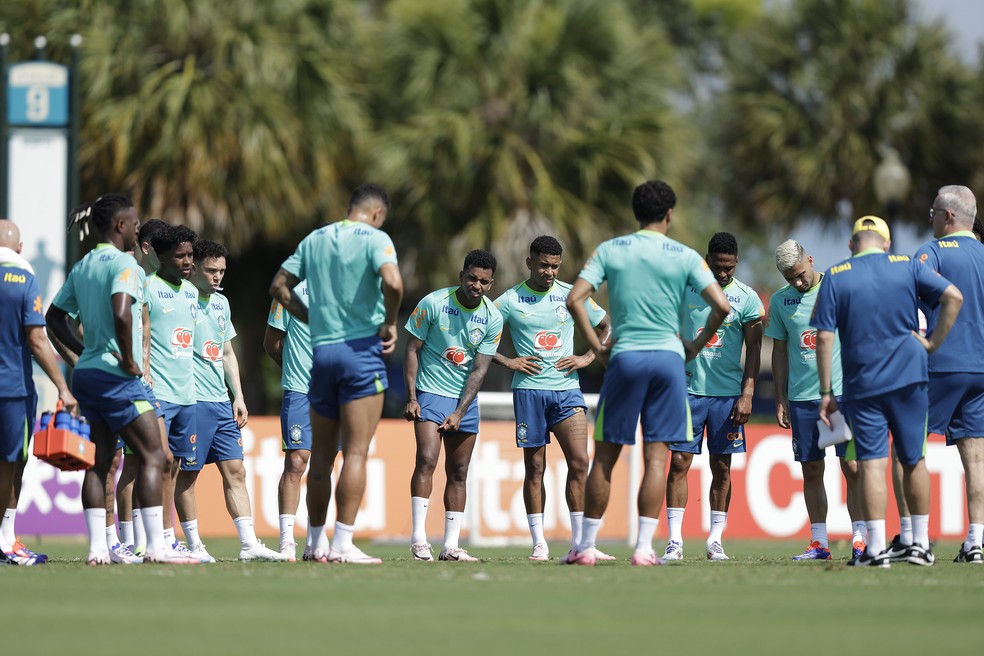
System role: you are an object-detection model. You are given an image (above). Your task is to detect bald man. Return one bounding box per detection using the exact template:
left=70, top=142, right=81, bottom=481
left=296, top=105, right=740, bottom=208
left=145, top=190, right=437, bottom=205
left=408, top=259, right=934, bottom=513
left=0, top=220, right=77, bottom=565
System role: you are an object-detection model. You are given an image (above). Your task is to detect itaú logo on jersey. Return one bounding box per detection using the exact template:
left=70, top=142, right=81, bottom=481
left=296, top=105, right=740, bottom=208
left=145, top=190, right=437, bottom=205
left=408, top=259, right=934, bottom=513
left=171, top=327, right=193, bottom=350
left=533, top=330, right=563, bottom=351
left=696, top=327, right=723, bottom=348
left=202, top=340, right=222, bottom=362
left=442, top=347, right=471, bottom=367
left=799, top=330, right=817, bottom=351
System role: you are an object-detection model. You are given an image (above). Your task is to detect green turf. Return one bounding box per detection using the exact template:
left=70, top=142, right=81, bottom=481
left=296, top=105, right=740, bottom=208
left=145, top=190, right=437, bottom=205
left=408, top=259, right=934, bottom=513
left=4, top=539, right=981, bottom=655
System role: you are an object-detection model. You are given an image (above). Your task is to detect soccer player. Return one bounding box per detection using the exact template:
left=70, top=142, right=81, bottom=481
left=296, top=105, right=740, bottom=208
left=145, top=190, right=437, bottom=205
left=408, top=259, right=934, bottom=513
left=663, top=232, right=762, bottom=562
left=0, top=219, right=77, bottom=565
left=174, top=240, right=285, bottom=562
left=565, top=180, right=730, bottom=566
left=766, top=239, right=866, bottom=561
left=916, top=186, right=984, bottom=564
left=405, top=250, right=503, bottom=562
left=269, top=183, right=403, bottom=564
left=813, top=215, right=962, bottom=567
left=264, top=279, right=315, bottom=561
left=46, top=194, right=198, bottom=564
left=493, top=236, right=614, bottom=562
left=145, top=224, right=200, bottom=554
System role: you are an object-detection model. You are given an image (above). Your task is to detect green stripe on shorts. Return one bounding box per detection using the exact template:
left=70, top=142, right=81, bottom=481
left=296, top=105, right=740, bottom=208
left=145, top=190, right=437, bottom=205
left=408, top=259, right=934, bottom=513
left=134, top=400, right=153, bottom=415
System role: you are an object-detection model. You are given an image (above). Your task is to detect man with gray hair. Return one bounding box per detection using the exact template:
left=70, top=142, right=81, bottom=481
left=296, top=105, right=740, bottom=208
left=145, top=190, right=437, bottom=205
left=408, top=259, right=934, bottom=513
left=915, top=185, right=984, bottom=563
left=765, top=239, right=866, bottom=560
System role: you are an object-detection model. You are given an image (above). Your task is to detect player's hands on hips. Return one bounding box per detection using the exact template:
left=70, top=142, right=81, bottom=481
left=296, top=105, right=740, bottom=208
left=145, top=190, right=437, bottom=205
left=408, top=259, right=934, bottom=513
left=379, top=323, right=398, bottom=355
left=818, top=393, right=838, bottom=429
left=233, top=398, right=249, bottom=428
left=144, top=372, right=155, bottom=388
left=440, top=411, right=463, bottom=433
left=508, top=356, right=542, bottom=375
left=556, top=353, right=593, bottom=374
left=114, top=353, right=143, bottom=378
left=592, top=341, right=612, bottom=368
left=683, top=340, right=700, bottom=362
left=58, top=388, right=79, bottom=414
left=911, top=330, right=935, bottom=353
left=776, top=401, right=790, bottom=429
left=730, top=395, right=752, bottom=425
left=404, top=399, right=421, bottom=422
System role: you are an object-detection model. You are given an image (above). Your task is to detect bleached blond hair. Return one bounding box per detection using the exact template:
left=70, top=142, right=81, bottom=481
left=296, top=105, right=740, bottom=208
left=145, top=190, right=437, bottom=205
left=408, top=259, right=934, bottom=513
left=775, top=239, right=805, bottom=272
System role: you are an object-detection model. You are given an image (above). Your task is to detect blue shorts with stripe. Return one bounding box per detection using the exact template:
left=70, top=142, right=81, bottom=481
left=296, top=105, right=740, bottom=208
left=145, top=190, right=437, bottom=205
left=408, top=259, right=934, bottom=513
left=594, top=351, right=691, bottom=445
left=928, top=371, right=984, bottom=445
left=513, top=388, right=586, bottom=448
left=417, top=391, right=479, bottom=435
left=671, top=395, right=745, bottom=455
left=181, top=401, right=242, bottom=471
left=281, top=390, right=312, bottom=451
left=0, top=394, right=36, bottom=463
left=789, top=398, right=851, bottom=462
left=159, top=400, right=197, bottom=459
left=72, top=369, right=153, bottom=435
left=309, top=336, right=387, bottom=420
left=844, top=382, right=927, bottom=465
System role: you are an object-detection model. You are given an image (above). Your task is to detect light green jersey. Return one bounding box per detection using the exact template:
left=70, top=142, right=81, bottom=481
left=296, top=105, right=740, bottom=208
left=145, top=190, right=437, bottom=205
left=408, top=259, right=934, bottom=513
left=281, top=220, right=398, bottom=348
left=193, top=292, right=237, bottom=403
left=145, top=274, right=199, bottom=405
left=578, top=230, right=716, bottom=358
left=267, top=280, right=312, bottom=394
left=494, top=280, right=606, bottom=390
left=405, top=287, right=503, bottom=398
left=765, top=275, right=843, bottom=401
left=684, top=277, right=763, bottom=396
left=51, top=243, right=144, bottom=378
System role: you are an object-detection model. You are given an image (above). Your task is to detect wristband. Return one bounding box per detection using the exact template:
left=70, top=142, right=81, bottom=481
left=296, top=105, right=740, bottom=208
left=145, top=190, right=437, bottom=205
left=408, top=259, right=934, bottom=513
left=819, top=388, right=832, bottom=395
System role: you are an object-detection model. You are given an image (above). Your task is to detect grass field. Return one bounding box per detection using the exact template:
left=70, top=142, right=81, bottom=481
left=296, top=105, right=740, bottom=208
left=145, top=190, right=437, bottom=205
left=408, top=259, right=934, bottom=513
left=4, top=538, right=981, bottom=655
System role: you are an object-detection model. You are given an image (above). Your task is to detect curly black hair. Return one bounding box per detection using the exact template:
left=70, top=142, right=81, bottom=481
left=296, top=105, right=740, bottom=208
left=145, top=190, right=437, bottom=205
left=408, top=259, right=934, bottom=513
left=151, top=224, right=197, bottom=255
left=193, top=239, right=229, bottom=262
left=463, top=249, right=497, bottom=274
left=631, top=180, right=676, bottom=224
left=138, top=219, right=169, bottom=246
left=530, top=236, right=562, bottom=257
left=708, top=232, right=738, bottom=256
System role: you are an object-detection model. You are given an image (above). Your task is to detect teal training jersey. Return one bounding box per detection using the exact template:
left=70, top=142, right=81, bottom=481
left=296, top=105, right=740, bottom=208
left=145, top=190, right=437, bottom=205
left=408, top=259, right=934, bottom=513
left=281, top=220, right=398, bottom=348
left=578, top=230, right=716, bottom=358
left=145, top=274, right=199, bottom=405
left=684, top=277, right=763, bottom=396
left=765, top=276, right=843, bottom=401
left=494, top=280, right=606, bottom=390
left=405, top=287, right=503, bottom=398
left=194, top=292, right=237, bottom=403
left=52, top=243, right=144, bottom=378
left=267, top=280, right=312, bottom=394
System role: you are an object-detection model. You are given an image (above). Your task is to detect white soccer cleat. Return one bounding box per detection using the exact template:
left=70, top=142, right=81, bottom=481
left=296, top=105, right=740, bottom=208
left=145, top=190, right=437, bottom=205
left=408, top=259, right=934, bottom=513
left=143, top=548, right=201, bottom=565
left=438, top=547, right=479, bottom=562
left=302, top=546, right=318, bottom=561
left=592, top=547, right=616, bottom=561
left=109, top=542, right=144, bottom=565
left=239, top=541, right=289, bottom=562
left=529, top=542, right=550, bottom=561
left=706, top=541, right=730, bottom=561
left=411, top=541, right=435, bottom=561
left=663, top=540, right=683, bottom=561
left=280, top=542, right=297, bottom=562
left=191, top=543, right=217, bottom=563
left=631, top=549, right=665, bottom=566
left=86, top=551, right=112, bottom=566
left=327, top=545, right=382, bottom=564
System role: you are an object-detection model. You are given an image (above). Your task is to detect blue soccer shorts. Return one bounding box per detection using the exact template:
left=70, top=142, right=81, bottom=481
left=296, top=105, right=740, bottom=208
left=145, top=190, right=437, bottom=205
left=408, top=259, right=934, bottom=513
left=844, top=383, right=927, bottom=465
left=181, top=401, right=243, bottom=471
left=417, top=390, right=480, bottom=436
left=671, top=394, right=746, bottom=455
left=308, top=336, right=387, bottom=420
left=928, top=371, right=984, bottom=445
left=789, top=398, right=851, bottom=462
left=513, top=388, right=586, bottom=448
left=72, top=369, right=154, bottom=435
left=158, top=400, right=197, bottom=460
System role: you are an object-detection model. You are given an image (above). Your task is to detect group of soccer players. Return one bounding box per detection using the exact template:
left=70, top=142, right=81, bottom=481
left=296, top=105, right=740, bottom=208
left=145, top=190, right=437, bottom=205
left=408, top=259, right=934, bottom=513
left=2, top=178, right=983, bottom=567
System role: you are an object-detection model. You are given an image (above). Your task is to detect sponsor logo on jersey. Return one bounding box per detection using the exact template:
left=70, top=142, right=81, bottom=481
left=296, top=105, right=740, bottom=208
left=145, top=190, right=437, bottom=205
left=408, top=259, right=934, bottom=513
left=33, top=295, right=42, bottom=314
left=533, top=330, right=562, bottom=351
left=799, top=330, right=817, bottom=351
left=3, top=272, right=26, bottom=283
left=171, top=327, right=193, bottom=351
left=202, top=340, right=222, bottom=362
left=442, top=347, right=470, bottom=366
left=696, top=327, right=723, bottom=348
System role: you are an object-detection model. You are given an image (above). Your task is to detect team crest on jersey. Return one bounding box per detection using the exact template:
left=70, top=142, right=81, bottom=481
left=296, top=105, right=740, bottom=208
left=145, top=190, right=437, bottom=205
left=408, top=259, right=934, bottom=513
left=443, top=347, right=470, bottom=367
left=189, top=303, right=198, bottom=320
left=517, top=423, right=528, bottom=443
left=533, top=330, right=562, bottom=352
left=290, top=424, right=303, bottom=445
left=469, top=328, right=484, bottom=346
left=217, top=314, right=227, bottom=333
left=555, top=306, right=569, bottom=323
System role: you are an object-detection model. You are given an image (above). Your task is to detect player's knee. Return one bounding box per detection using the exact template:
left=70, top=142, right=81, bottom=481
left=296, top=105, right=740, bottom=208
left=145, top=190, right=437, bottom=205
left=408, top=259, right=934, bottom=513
left=525, top=456, right=547, bottom=482
left=669, top=453, right=692, bottom=476
left=446, top=461, right=470, bottom=485
left=566, top=455, right=589, bottom=480
left=415, top=453, right=439, bottom=476
left=839, top=458, right=859, bottom=479
left=801, top=460, right=824, bottom=482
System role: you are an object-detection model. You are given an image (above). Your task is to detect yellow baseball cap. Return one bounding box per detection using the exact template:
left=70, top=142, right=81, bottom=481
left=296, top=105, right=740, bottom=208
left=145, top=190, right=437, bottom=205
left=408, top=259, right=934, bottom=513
left=852, top=215, right=891, bottom=242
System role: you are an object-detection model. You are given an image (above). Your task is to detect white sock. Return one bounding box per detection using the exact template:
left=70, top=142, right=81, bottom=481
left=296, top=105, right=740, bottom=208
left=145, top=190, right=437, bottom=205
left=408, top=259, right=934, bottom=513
left=142, top=506, right=165, bottom=554
left=163, top=527, right=176, bottom=545
left=707, top=511, right=727, bottom=545
left=333, top=521, right=355, bottom=553
left=132, top=509, right=147, bottom=550
left=852, top=520, right=867, bottom=543
left=911, top=514, right=930, bottom=549
left=279, top=514, right=296, bottom=548
left=411, top=496, right=429, bottom=544
left=666, top=507, right=685, bottom=544
left=105, top=524, right=121, bottom=549
left=85, top=508, right=109, bottom=555
left=528, top=513, right=545, bottom=546
left=866, top=519, right=886, bottom=556
left=577, top=517, right=602, bottom=553
left=635, top=516, right=659, bottom=553
left=965, top=523, right=983, bottom=550
left=899, top=516, right=913, bottom=546
left=180, top=519, right=202, bottom=548
left=309, top=524, right=329, bottom=552
left=1, top=508, right=16, bottom=545
left=444, top=511, right=464, bottom=550
left=810, top=523, right=829, bottom=548
left=234, top=516, right=257, bottom=548
left=570, top=512, right=584, bottom=550
left=119, top=520, right=134, bottom=546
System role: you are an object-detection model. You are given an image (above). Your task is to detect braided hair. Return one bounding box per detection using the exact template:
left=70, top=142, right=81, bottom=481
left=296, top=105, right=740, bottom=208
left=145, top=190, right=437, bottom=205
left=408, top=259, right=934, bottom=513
left=69, top=193, right=133, bottom=241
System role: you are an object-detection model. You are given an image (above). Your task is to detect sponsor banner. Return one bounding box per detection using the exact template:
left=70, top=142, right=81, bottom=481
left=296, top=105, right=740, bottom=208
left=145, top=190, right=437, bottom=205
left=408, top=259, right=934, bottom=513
left=16, top=421, right=968, bottom=541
